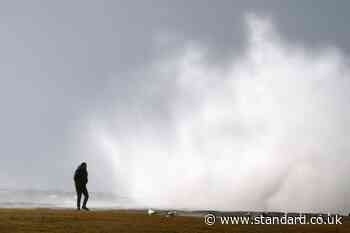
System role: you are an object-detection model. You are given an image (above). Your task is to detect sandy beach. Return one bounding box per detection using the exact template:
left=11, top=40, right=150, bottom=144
left=0, top=208, right=348, bottom=233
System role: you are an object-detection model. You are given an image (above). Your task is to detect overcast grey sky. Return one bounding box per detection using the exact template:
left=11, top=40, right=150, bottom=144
left=1, top=1, right=350, bottom=212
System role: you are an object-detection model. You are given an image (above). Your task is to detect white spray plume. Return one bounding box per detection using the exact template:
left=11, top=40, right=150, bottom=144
left=87, top=14, right=350, bottom=213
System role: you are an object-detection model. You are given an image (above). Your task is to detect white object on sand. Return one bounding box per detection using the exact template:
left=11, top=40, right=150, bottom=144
left=148, top=209, right=156, bottom=215
left=166, top=211, right=176, bottom=217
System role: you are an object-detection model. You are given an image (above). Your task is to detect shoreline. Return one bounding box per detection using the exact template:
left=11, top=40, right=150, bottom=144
left=0, top=208, right=348, bottom=233
left=0, top=207, right=349, bottom=218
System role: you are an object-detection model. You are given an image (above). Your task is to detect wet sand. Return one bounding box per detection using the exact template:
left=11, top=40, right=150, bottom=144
left=0, top=208, right=349, bottom=233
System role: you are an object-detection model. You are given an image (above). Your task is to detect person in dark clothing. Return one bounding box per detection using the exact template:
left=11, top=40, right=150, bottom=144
left=74, top=162, right=89, bottom=211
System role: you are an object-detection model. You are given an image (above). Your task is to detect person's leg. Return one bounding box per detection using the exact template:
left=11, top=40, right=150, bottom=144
left=82, top=186, right=89, bottom=210
left=75, top=183, right=83, bottom=210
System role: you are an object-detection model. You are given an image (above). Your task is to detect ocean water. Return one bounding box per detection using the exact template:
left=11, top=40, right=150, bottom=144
left=0, top=189, right=134, bottom=209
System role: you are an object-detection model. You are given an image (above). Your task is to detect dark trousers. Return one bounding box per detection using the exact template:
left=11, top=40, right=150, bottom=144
left=75, top=182, right=89, bottom=209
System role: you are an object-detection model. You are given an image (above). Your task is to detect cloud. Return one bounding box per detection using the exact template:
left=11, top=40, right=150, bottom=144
left=86, top=14, right=350, bottom=213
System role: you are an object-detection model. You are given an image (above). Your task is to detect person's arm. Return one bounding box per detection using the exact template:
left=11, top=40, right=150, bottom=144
left=83, top=171, right=88, bottom=184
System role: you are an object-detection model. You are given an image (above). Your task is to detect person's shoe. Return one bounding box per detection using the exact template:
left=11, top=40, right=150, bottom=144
left=82, top=206, right=90, bottom=211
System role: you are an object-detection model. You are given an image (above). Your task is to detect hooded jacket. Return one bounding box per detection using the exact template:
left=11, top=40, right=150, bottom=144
left=74, top=163, right=88, bottom=185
